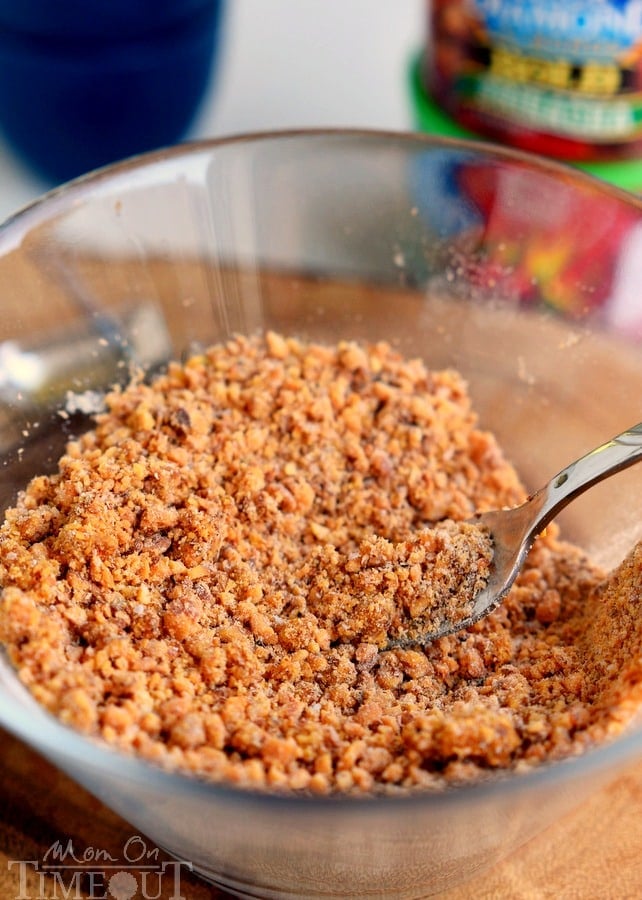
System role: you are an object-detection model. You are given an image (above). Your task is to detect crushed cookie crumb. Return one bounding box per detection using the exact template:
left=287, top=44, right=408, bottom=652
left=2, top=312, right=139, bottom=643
left=0, top=331, right=640, bottom=794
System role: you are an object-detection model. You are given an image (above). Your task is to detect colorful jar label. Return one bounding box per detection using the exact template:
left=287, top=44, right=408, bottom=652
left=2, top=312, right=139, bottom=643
left=429, top=0, right=642, bottom=157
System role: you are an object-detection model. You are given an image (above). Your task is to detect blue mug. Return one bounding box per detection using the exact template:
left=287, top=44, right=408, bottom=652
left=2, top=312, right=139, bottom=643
left=0, top=0, right=225, bottom=183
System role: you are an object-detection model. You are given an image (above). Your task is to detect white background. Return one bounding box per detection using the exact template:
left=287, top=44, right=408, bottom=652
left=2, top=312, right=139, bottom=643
left=0, top=0, right=424, bottom=222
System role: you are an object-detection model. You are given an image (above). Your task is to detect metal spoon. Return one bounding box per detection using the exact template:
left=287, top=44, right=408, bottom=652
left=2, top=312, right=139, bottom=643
left=419, top=421, right=642, bottom=643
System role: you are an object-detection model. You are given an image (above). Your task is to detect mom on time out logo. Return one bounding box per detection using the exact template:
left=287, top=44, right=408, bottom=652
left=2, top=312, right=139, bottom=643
left=8, top=834, right=192, bottom=899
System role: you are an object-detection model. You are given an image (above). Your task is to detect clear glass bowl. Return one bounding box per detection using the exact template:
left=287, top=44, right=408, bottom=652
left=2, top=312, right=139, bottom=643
left=1, top=130, right=642, bottom=898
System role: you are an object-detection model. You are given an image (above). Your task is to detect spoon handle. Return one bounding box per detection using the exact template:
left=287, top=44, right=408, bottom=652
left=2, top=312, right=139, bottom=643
left=530, top=422, right=642, bottom=535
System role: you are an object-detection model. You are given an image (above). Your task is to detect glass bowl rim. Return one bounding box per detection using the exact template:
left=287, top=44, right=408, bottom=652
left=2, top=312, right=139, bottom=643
left=4, top=125, right=642, bottom=235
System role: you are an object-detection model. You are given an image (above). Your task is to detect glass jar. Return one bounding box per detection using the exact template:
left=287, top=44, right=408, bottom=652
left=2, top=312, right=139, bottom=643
left=425, top=0, right=642, bottom=162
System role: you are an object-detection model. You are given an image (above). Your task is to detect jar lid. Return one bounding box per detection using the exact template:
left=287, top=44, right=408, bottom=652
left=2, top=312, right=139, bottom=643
left=409, top=56, right=642, bottom=194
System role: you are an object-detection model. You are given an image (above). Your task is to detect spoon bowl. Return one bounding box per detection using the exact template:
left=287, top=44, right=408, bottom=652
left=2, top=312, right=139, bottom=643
left=410, top=422, right=642, bottom=644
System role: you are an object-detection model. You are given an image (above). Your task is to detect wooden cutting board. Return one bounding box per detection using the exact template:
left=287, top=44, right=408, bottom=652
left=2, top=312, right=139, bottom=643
left=0, top=726, right=641, bottom=899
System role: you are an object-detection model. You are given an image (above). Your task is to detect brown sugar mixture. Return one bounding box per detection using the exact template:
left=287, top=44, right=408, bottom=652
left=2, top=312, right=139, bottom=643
left=1, top=331, right=641, bottom=794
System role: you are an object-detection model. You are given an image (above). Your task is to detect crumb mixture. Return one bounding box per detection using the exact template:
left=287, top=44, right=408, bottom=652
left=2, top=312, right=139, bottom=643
left=1, top=332, right=641, bottom=794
